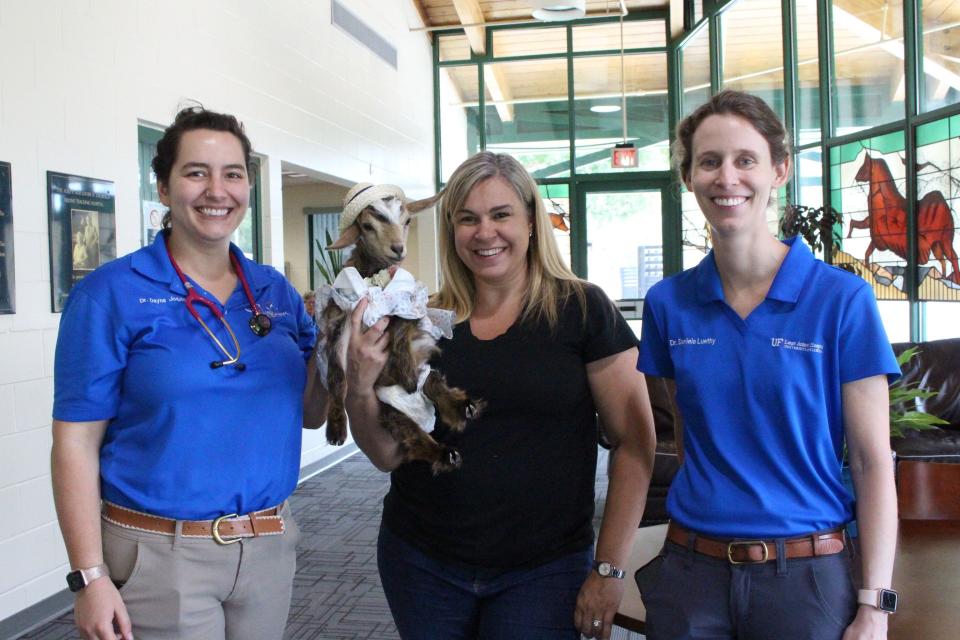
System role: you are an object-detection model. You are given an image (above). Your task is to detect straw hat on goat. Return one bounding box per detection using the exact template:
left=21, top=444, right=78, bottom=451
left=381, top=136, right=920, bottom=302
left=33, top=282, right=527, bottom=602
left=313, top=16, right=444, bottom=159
left=340, top=182, right=406, bottom=233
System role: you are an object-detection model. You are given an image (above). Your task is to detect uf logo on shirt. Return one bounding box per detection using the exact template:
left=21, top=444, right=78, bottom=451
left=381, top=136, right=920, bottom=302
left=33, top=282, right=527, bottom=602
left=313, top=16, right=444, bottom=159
left=771, top=338, right=784, bottom=347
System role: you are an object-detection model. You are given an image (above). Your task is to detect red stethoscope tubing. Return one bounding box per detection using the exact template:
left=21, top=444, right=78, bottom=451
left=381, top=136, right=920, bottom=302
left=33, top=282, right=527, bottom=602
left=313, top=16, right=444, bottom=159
left=163, top=236, right=263, bottom=322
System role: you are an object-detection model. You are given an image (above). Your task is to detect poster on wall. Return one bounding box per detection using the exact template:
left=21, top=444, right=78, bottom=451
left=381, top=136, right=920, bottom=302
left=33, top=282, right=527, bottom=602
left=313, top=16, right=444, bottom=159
left=47, top=171, right=116, bottom=312
left=0, top=161, right=14, bottom=314
left=141, top=199, right=165, bottom=246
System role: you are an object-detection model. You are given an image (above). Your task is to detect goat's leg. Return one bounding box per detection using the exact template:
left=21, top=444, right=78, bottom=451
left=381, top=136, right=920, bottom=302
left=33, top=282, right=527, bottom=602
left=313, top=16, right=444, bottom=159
left=324, top=361, right=348, bottom=446
left=381, top=404, right=462, bottom=474
left=379, top=321, right=421, bottom=393
left=321, top=305, right=349, bottom=446
left=423, top=370, right=484, bottom=433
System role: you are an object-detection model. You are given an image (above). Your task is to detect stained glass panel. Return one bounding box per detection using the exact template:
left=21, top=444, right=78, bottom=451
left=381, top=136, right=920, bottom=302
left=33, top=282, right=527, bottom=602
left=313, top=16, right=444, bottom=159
left=830, top=131, right=908, bottom=300
left=914, top=115, right=960, bottom=301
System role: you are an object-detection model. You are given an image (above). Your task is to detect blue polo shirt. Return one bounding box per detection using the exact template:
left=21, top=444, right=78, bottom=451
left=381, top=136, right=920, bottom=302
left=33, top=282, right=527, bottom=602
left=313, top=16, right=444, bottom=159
left=54, top=232, right=316, bottom=520
left=639, top=238, right=899, bottom=538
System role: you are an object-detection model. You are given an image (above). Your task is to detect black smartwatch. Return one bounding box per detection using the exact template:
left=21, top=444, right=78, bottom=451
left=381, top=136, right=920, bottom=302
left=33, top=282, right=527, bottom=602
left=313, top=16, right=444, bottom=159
left=66, top=564, right=109, bottom=592
left=857, top=588, right=898, bottom=613
left=592, top=560, right=625, bottom=579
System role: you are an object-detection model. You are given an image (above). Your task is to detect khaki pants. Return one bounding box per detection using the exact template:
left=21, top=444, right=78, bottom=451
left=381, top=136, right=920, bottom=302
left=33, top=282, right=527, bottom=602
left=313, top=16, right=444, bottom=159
left=101, top=503, right=299, bottom=640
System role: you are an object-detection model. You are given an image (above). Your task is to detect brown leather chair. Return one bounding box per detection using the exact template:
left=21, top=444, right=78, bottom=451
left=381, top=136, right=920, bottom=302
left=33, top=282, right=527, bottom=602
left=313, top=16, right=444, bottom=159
left=897, top=460, right=960, bottom=520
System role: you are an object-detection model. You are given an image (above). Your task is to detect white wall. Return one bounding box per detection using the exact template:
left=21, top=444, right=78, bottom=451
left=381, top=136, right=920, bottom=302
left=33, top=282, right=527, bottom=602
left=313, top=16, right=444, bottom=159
left=0, top=0, right=435, bottom=623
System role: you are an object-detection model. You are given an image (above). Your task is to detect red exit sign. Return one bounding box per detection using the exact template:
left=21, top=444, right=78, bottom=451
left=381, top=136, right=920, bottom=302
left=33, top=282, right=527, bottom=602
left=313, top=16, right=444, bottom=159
left=612, top=144, right=638, bottom=168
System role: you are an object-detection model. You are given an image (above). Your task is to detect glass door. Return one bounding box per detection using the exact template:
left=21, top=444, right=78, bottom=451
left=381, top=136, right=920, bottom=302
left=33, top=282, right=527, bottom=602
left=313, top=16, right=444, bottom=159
left=575, top=181, right=673, bottom=333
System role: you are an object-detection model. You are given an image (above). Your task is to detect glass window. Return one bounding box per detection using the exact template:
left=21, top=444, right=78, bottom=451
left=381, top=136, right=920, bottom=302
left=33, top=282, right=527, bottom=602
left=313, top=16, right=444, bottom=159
left=915, top=115, right=960, bottom=300
left=439, top=65, right=481, bottom=183
left=829, top=131, right=908, bottom=300
left=920, top=1, right=960, bottom=113
left=796, top=0, right=822, bottom=144
left=923, top=302, right=960, bottom=339
left=493, top=27, right=566, bottom=57
left=721, top=0, right=785, bottom=118
left=796, top=148, right=824, bottom=208
left=877, top=300, right=910, bottom=342
left=439, top=33, right=471, bottom=62
left=681, top=24, right=711, bottom=117
left=831, top=0, right=905, bottom=135
left=483, top=59, right=571, bottom=178
left=681, top=188, right=710, bottom=269
left=573, top=53, right=669, bottom=173
left=585, top=189, right=663, bottom=301
left=539, top=183, right=572, bottom=268
left=138, top=125, right=163, bottom=247
left=572, top=19, right=666, bottom=52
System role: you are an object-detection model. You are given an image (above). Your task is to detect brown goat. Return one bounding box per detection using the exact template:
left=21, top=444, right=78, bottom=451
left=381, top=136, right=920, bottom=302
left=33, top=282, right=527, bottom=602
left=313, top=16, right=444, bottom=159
left=317, top=185, right=482, bottom=474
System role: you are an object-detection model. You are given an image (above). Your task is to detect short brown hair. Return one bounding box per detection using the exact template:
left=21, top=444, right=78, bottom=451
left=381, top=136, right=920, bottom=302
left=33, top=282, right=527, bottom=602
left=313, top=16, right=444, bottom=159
left=673, top=90, right=791, bottom=183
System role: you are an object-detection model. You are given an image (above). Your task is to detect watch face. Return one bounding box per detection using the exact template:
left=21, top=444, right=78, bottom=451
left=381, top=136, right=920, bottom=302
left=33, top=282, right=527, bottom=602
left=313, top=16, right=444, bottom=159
left=66, top=571, right=85, bottom=592
left=879, top=589, right=898, bottom=612
left=597, top=562, right=611, bottom=576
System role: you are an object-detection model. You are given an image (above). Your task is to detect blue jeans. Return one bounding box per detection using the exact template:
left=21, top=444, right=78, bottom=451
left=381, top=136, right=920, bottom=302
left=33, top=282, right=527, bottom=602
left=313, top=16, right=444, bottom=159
left=636, top=540, right=858, bottom=640
left=377, top=525, right=591, bottom=640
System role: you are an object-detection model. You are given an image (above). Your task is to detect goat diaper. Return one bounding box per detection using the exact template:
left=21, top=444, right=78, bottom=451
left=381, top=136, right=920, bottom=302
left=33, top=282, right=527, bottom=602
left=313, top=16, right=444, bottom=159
left=315, top=266, right=455, bottom=431
left=376, top=365, right=437, bottom=432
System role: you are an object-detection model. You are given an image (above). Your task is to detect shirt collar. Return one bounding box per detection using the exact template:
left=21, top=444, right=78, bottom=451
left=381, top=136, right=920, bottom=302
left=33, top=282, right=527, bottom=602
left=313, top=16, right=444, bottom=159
left=694, top=236, right=815, bottom=305
left=131, top=230, right=269, bottom=294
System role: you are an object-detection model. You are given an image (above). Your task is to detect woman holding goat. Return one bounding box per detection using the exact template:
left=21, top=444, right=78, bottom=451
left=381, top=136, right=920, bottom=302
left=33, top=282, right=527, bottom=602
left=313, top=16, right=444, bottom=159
left=345, top=151, right=656, bottom=640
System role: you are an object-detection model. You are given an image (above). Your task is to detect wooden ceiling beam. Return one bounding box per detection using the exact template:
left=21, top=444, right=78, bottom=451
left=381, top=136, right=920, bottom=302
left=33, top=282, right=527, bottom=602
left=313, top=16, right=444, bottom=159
left=410, top=0, right=433, bottom=41
left=451, top=0, right=514, bottom=121
left=451, top=0, right=487, bottom=54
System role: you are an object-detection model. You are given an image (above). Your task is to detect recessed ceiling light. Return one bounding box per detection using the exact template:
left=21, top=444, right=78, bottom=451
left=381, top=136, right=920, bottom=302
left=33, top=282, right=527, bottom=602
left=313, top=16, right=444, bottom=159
left=590, top=105, right=621, bottom=113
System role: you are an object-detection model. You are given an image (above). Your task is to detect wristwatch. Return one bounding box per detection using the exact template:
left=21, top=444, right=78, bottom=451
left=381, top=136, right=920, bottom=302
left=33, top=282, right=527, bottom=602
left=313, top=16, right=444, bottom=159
left=66, top=564, right=110, bottom=592
left=857, top=588, right=898, bottom=613
left=592, top=560, right=625, bottom=579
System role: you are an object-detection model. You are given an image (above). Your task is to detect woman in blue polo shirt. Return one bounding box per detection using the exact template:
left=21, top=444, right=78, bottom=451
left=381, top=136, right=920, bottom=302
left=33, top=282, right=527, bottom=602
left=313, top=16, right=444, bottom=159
left=51, top=107, right=316, bottom=640
left=637, top=91, right=900, bottom=639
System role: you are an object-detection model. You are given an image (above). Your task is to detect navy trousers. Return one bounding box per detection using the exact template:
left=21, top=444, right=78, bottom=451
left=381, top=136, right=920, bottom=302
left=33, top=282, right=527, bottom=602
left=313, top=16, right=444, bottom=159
left=636, top=539, right=858, bottom=640
left=377, top=525, right=591, bottom=640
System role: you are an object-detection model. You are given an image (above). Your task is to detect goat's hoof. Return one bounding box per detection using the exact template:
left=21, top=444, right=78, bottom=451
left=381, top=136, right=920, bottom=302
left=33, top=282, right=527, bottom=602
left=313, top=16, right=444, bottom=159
left=465, top=399, right=485, bottom=420
left=431, top=448, right=463, bottom=474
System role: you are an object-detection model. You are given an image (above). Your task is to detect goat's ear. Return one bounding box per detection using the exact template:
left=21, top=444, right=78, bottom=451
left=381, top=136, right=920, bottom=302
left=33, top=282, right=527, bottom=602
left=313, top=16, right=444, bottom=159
left=407, top=190, right=445, bottom=215
left=327, top=225, right=360, bottom=250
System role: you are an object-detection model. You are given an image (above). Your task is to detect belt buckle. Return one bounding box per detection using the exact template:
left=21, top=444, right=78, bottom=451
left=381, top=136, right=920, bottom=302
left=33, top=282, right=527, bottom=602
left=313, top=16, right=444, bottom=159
left=727, top=540, right=769, bottom=564
left=212, top=513, right=241, bottom=545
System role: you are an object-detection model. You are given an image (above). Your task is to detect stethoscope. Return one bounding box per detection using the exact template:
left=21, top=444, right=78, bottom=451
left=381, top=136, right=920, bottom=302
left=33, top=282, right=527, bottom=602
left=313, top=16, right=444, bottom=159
left=163, top=234, right=272, bottom=371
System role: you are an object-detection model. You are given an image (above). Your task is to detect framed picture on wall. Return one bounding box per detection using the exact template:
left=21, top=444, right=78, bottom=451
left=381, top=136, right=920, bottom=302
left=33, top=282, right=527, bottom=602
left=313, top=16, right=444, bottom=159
left=0, top=161, right=14, bottom=314
left=46, top=171, right=117, bottom=312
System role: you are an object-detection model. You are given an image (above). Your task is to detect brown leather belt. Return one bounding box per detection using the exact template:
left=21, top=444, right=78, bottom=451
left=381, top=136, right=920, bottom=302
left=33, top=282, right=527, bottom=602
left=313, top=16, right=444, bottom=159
left=667, top=522, right=845, bottom=564
left=102, top=502, right=285, bottom=545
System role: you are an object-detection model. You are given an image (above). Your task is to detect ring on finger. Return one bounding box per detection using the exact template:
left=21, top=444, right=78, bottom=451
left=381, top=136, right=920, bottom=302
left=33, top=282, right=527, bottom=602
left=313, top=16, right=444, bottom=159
left=592, top=618, right=602, bottom=628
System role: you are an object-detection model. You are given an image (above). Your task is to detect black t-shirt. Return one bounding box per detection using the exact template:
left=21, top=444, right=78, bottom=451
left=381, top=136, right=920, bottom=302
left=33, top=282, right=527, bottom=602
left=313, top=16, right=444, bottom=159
left=382, top=284, right=638, bottom=570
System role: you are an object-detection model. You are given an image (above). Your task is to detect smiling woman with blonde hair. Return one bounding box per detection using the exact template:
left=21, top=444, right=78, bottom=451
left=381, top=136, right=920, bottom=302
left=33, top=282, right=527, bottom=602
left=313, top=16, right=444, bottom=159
left=344, top=150, right=656, bottom=640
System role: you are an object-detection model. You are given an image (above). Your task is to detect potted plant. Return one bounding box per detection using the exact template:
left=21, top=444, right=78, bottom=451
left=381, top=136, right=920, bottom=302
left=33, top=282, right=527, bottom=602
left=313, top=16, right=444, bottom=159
left=779, top=203, right=844, bottom=262
left=843, top=347, right=946, bottom=536
left=314, top=230, right=345, bottom=286
left=889, top=346, right=950, bottom=437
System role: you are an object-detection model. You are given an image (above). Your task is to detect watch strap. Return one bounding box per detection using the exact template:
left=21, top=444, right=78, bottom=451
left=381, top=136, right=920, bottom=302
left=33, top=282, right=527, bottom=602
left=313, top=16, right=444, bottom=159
left=857, top=588, right=897, bottom=613
left=592, top=560, right=625, bottom=579
left=67, top=564, right=109, bottom=591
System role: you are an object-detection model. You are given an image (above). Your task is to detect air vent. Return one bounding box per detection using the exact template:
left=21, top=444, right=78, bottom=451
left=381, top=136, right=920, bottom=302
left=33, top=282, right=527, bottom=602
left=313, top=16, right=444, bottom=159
left=331, top=0, right=398, bottom=69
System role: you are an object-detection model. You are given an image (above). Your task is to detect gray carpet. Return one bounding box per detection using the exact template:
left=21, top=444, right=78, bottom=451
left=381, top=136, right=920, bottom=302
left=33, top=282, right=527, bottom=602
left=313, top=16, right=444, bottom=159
left=19, top=450, right=640, bottom=640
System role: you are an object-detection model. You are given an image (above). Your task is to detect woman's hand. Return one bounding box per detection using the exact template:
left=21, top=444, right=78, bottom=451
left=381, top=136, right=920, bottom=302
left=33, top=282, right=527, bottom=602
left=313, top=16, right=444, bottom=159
left=574, top=573, right=625, bottom=639
left=342, top=298, right=404, bottom=471
left=345, top=298, right=390, bottom=399
left=74, top=578, right=133, bottom=640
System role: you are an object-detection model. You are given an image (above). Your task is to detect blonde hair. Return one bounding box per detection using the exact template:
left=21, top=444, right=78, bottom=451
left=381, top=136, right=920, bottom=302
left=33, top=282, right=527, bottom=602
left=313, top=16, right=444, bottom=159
left=433, top=151, right=585, bottom=329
